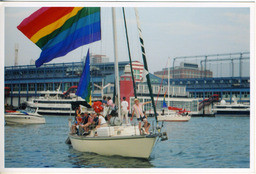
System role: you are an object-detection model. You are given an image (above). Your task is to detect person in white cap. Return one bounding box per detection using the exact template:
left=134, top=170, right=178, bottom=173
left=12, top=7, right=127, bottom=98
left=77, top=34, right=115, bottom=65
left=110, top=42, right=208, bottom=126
left=131, top=98, right=151, bottom=135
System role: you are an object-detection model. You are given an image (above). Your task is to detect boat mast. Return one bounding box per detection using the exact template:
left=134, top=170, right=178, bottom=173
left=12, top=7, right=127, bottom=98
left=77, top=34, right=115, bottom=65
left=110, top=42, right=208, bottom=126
left=112, top=7, right=121, bottom=116
left=134, top=8, right=158, bottom=122
left=122, top=7, right=137, bottom=98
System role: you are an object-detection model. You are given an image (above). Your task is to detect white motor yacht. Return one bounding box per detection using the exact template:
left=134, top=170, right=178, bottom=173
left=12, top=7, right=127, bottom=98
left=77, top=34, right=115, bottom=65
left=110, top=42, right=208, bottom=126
left=5, top=107, right=45, bottom=125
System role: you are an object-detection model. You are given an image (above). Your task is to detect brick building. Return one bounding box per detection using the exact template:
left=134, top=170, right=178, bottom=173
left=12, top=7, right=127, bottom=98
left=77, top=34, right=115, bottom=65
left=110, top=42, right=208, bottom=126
left=154, top=62, right=213, bottom=79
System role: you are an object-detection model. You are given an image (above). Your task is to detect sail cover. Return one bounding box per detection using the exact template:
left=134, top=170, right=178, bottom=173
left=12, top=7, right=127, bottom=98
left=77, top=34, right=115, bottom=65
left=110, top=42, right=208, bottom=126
left=17, top=7, right=101, bottom=67
left=76, top=50, right=91, bottom=105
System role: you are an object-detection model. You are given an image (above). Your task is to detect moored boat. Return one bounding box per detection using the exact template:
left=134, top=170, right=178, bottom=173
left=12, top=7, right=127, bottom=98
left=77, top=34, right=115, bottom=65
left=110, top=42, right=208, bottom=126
left=156, top=58, right=191, bottom=122
left=24, top=86, right=86, bottom=115
left=5, top=107, right=45, bottom=125
left=212, top=98, right=250, bottom=116
left=157, top=114, right=191, bottom=122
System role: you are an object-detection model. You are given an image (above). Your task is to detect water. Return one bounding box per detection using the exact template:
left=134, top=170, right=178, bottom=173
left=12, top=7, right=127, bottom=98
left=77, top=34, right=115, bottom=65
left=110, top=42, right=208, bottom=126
left=4, top=116, right=250, bottom=168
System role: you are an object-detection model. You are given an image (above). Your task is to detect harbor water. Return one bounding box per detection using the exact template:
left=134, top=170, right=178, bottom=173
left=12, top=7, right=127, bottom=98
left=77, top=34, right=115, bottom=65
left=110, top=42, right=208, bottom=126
left=5, top=116, right=249, bottom=168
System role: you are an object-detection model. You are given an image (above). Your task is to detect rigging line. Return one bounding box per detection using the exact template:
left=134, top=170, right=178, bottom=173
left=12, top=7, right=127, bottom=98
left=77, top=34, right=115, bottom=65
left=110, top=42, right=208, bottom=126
left=134, top=7, right=158, bottom=123
left=122, top=7, right=137, bottom=98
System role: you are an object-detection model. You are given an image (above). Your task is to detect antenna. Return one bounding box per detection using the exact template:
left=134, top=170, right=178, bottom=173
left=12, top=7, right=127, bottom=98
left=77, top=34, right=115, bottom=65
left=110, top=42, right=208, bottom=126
left=14, top=43, right=19, bottom=66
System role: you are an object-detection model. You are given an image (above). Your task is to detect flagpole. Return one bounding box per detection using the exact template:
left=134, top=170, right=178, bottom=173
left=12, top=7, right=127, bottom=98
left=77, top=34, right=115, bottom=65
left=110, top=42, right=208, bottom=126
left=112, top=7, right=121, bottom=117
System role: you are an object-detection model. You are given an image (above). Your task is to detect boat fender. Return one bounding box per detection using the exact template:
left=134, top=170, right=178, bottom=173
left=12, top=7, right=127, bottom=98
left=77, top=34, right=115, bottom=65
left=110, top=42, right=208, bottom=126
left=92, top=101, right=103, bottom=113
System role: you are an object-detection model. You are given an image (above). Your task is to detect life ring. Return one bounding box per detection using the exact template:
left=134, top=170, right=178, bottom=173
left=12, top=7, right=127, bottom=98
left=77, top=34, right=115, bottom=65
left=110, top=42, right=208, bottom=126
left=93, top=101, right=103, bottom=113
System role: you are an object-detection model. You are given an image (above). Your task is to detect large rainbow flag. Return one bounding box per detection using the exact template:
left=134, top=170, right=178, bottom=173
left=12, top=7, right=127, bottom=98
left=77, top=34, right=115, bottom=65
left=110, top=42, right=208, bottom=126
left=17, top=7, right=101, bottom=67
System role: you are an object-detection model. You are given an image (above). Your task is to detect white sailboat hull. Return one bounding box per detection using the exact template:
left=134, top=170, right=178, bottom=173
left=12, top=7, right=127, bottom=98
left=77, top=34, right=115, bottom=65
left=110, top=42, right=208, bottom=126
left=5, top=114, right=45, bottom=124
left=69, top=134, right=157, bottom=159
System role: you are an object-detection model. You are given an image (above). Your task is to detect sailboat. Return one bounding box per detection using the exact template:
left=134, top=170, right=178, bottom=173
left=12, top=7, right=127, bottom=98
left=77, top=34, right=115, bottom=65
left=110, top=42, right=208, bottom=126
left=157, top=58, right=191, bottom=122
left=67, top=7, right=167, bottom=159
left=17, top=7, right=166, bottom=159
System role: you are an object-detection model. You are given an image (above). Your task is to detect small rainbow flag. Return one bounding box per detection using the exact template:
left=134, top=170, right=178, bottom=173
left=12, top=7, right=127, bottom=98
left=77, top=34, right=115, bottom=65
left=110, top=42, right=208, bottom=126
left=17, top=7, right=101, bottom=67
left=163, top=89, right=167, bottom=108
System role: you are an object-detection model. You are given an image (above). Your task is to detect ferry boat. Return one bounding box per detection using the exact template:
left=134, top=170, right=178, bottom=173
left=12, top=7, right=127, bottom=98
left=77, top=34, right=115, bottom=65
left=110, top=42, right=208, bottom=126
left=24, top=86, right=85, bottom=115
left=212, top=98, right=250, bottom=116
left=5, top=107, right=45, bottom=125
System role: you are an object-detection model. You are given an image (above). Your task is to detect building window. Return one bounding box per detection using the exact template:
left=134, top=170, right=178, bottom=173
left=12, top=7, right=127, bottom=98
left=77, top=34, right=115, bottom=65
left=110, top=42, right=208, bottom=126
left=138, top=85, right=142, bottom=92
left=54, top=83, right=60, bottom=90
left=46, top=83, right=53, bottom=91
left=38, top=83, right=44, bottom=91
left=21, top=84, right=27, bottom=91
left=29, top=84, right=35, bottom=91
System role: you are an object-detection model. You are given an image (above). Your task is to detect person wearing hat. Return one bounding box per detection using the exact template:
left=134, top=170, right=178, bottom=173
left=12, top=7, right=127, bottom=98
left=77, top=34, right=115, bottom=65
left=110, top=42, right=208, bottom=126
left=130, top=98, right=151, bottom=135
left=121, top=96, right=129, bottom=124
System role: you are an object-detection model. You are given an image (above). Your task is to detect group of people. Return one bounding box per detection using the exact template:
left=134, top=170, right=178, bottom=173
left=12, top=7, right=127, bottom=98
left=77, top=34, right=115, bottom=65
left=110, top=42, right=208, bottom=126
left=71, top=106, right=107, bottom=136
left=71, top=96, right=151, bottom=136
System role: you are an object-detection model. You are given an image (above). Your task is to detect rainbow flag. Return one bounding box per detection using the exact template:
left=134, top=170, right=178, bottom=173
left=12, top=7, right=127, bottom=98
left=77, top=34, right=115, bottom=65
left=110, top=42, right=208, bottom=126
left=76, top=50, right=91, bottom=105
left=163, top=89, right=167, bottom=108
left=17, top=7, right=101, bottom=67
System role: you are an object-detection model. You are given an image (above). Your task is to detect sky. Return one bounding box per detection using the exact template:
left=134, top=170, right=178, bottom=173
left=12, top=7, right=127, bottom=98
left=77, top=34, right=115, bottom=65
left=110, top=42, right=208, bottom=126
left=4, top=5, right=250, bottom=76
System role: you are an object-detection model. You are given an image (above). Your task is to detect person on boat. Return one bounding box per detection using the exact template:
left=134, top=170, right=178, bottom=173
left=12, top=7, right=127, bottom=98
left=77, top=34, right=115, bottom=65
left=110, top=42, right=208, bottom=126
left=71, top=111, right=83, bottom=134
left=79, top=112, right=92, bottom=135
left=105, top=114, right=112, bottom=124
left=87, top=112, right=99, bottom=130
left=96, top=114, right=107, bottom=128
left=107, top=96, right=115, bottom=110
left=102, top=96, right=107, bottom=106
left=130, top=98, right=151, bottom=135
left=75, top=106, right=81, bottom=117
left=81, top=112, right=89, bottom=125
left=142, top=111, right=150, bottom=134
left=105, top=96, right=115, bottom=115
left=102, top=96, right=108, bottom=117
left=121, top=96, right=129, bottom=124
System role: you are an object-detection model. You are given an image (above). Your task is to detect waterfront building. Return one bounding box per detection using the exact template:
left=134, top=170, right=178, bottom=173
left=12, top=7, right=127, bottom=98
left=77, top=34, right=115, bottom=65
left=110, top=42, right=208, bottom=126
left=89, top=54, right=109, bottom=64
left=4, top=60, right=129, bottom=106
left=5, top=53, right=250, bottom=109
left=154, top=62, right=213, bottom=79
left=169, top=77, right=250, bottom=103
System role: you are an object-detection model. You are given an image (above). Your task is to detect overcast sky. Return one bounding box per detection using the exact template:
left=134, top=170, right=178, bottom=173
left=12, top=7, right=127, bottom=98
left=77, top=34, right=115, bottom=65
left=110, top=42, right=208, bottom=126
left=4, top=6, right=250, bottom=76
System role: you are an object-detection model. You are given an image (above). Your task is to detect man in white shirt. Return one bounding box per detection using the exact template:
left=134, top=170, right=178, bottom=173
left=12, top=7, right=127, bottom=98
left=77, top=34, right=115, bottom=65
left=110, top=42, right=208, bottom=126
left=121, top=97, right=129, bottom=124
